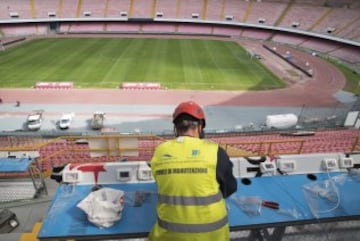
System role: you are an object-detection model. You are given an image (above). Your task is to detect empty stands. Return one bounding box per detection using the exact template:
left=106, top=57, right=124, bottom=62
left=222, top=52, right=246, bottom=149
left=107, top=0, right=130, bottom=18
left=335, top=18, right=360, bottom=41
left=294, top=0, right=326, bottom=5
left=67, top=22, right=105, bottom=32
left=211, top=128, right=360, bottom=156
left=155, top=0, right=177, bottom=19
left=105, top=22, right=140, bottom=32
left=278, top=5, right=329, bottom=31
left=311, top=8, right=360, bottom=36
left=212, top=26, right=242, bottom=37
left=222, top=0, right=248, bottom=22
left=61, top=0, right=78, bottom=18
left=81, top=0, right=106, bottom=18
left=271, top=32, right=308, bottom=45
left=0, top=129, right=359, bottom=176
left=247, top=1, right=287, bottom=26
left=0, top=23, right=47, bottom=36
left=1, top=0, right=32, bottom=19
left=0, top=0, right=12, bottom=19
left=0, top=0, right=359, bottom=51
left=33, top=0, right=58, bottom=18
left=177, top=24, right=213, bottom=35
left=328, top=46, right=360, bottom=64
left=205, top=0, right=224, bottom=21
left=141, top=22, right=176, bottom=33
left=241, top=29, right=273, bottom=40
left=298, top=37, right=341, bottom=52
left=177, top=0, right=203, bottom=20
left=131, top=0, right=153, bottom=18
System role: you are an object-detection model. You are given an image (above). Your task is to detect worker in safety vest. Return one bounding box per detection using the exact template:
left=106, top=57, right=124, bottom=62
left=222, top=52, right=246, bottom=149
left=149, top=101, right=237, bottom=241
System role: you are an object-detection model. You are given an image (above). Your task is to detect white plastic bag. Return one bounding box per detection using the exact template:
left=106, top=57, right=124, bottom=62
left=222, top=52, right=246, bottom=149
left=303, top=178, right=339, bottom=218
left=231, top=195, right=262, bottom=216
left=77, top=187, right=125, bottom=228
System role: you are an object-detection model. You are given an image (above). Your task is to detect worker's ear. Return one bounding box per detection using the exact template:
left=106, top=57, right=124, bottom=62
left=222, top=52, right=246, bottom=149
left=198, top=125, right=205, bottom=139
left=173, top=127, right=178, bottom=137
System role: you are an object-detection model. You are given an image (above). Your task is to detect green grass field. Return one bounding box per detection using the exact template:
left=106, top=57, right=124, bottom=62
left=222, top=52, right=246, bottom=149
left=328, top=59, right=360, bottom=95
left=0, top=38, right=285, bottom=90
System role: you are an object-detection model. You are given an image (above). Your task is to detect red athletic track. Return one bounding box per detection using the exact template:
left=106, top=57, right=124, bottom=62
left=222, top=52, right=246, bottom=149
left=0, top=40, right=346, bottom=108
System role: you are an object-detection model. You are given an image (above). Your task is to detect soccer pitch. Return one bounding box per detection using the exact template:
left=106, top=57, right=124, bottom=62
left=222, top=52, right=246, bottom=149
left=0, top=38, right=285, bottom=90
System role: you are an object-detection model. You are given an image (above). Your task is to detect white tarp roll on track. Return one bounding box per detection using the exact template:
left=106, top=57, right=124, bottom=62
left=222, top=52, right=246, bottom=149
left=266, top=113, right=298, bottom=129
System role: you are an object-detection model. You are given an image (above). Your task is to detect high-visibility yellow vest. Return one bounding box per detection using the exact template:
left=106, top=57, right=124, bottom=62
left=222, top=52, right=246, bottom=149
left=149, top=136, right=229, bottom=241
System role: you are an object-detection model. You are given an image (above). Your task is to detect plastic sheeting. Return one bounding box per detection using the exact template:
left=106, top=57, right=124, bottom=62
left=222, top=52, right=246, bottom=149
left=77, top=187, right=125, bottom=228
left=303, top=170, right=360, bottom=218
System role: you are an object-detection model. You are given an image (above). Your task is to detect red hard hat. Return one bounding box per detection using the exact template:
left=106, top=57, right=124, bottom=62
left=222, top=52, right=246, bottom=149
left=172, top=101, right=205, bottom=127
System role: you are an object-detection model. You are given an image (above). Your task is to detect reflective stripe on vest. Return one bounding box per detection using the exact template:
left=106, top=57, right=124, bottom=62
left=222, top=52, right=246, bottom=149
left=158, top=215, right=228, bottom=233
left=158, top=191, right=222, bottom=206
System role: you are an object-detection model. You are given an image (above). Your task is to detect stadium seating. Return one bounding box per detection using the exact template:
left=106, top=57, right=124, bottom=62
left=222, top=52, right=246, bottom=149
left=204, top=0, right=224, bottom=21
left=33, top=0, right=58, bottom=18
left=61, top=0, right=78, bottom=18
left=311, top=7, right=360, bottom=36
left=299, top=38, right=342, bottom=52
left=176, top=0, right=203, bottom=20
left=141, top=23, right=176, bottom=33
left=67, top=22, right=105, bottom=32
left=271, top=32, right=308, bottom=45
left=246, top=1, right=287, bottom=26
left=294, top=0, right=326, bottom=5
left=336, top=20, right=360, bottom=41
left=222, top=0, right=248, bottom=22
left=1, top=129, right=359, bottom=175
left=329, top=46, right=360, bottom=64
left=106, top=22, right=140, bottom=32
left=2, top=0, right=32, bottom=19
left=1, top=0, right=358, bottom=63
left=131, top=0, right=153, bottom=18
left=155, top=0, right=177, bottom=19
left=241, top=29, right=273, bottom=40
left=212, top=26, right=241, bottom=37
left=81, top=0, right=106, bottom=18
left=177, top=24, right=213, bottom=35
left=107, top=0, right=129, bottom=18
left=0, top=23, right=47, bottom=36
left=210, top=128, right=359, bottom=155
left=277, top=5, right=329, bottom=31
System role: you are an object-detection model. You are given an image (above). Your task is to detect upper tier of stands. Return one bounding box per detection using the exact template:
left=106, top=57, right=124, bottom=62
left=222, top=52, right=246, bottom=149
left=0, top=0, right=359, bottom=42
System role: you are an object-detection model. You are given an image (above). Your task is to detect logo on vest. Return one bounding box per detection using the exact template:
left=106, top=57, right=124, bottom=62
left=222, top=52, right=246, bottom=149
left=155, top=167, right=208, bottom=176
left=191, top=149, right=200, bottom=156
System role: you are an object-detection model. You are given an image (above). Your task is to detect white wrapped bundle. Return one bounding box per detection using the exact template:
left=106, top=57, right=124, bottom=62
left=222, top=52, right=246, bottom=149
left=266, top=114, right=298, bottom=129
left=77, top=187, right=125, bottom=228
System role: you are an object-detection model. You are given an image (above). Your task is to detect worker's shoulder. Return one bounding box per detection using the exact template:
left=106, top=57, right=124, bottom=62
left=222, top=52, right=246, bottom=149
left=156, top=137, right=219, bottom=147
left=203, top=138, right=219, bottom=146
left=204, top=138, right=217, bottom=143
left=154, top=139, right=174, bottom=149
